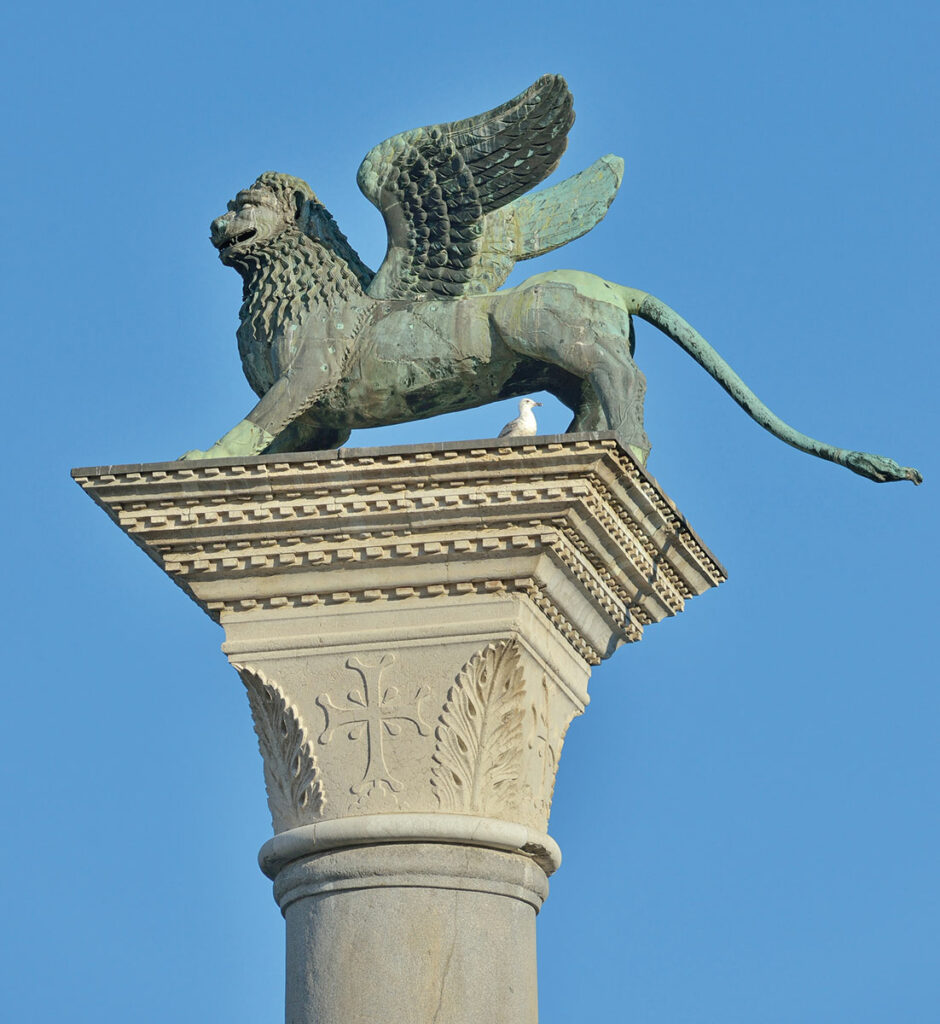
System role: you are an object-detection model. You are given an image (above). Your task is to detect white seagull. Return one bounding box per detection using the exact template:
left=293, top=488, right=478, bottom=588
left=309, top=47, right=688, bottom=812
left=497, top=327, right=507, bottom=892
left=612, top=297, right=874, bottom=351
left=498, top=398, right=542, bottom=438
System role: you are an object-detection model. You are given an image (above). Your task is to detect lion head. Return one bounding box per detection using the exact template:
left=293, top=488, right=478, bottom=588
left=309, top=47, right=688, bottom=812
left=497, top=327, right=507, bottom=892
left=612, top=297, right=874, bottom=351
left=212, top=172, right=371, bottom=399
left=210, top=172, right=313, bottom=268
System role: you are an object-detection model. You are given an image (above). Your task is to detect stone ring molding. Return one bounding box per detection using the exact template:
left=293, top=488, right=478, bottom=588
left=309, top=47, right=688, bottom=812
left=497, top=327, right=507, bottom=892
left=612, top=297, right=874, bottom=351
left=258, top=811, right=563, bottom=879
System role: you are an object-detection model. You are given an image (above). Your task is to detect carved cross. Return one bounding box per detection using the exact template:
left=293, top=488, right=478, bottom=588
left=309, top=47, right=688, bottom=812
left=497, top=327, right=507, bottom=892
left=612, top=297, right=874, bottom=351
left=317, top=654, right=430, bottom=796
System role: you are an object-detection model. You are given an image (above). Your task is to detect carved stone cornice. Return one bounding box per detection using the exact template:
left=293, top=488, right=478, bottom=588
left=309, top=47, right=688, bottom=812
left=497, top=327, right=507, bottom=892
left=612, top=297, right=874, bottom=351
left=72, top=432, right=724, bottom=666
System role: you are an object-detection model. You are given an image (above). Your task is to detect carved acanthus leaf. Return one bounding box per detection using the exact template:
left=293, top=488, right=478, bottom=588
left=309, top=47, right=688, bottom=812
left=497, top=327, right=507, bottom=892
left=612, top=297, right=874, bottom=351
left=431, top=640, right=526, bottom=814
left=530, top=677, right=556, bottom=821
left=234, top=664, right=325, bottom=832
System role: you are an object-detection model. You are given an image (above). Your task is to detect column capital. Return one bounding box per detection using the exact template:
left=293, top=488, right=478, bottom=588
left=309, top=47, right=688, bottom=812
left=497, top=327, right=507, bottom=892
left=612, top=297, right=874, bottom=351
left=73, top=433, right=724, bottom=835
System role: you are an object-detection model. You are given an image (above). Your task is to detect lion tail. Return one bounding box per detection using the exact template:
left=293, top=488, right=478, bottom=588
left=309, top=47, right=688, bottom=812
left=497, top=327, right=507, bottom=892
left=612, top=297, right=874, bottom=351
left=614, top=286, right=922, bottom=485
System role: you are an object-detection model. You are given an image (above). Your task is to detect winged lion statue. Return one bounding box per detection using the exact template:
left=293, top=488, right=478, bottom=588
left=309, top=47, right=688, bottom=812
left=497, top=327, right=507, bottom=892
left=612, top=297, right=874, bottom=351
left=182, top=75, right=921, bottom=485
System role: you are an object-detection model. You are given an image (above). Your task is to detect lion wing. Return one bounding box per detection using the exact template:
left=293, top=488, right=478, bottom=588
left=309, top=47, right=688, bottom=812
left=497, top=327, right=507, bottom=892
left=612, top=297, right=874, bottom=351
left=357, top=74, right=578, bottom=300
left=468, top=153, right=624, bottom=295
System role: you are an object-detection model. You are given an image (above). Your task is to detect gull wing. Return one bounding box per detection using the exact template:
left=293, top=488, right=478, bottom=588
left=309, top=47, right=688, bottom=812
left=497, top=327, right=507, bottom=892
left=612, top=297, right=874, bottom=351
left=357, top=74, right=574, bottom=300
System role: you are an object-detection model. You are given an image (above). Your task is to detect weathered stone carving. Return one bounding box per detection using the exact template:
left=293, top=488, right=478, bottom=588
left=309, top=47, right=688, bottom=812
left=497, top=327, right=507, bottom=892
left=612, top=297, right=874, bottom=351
left=317, top=654, right=431, bottom=799
left=181, top=75, right=920, bottom=485
left=236, top=664, right=325, bottom=831
left=72, top=437, right=728, bottom=667
left=530, top=678, right=563, bottom=822
left=432, top=640, right=527, bottom=815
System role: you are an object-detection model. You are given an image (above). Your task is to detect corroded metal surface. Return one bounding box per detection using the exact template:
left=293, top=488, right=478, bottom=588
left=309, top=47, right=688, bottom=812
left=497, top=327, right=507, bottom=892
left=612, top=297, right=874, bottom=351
left=181, top=74, right=920, bottom=484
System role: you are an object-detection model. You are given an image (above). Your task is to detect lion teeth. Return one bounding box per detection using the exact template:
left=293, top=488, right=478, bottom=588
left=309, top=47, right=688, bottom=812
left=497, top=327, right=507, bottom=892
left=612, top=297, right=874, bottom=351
left=221, top=229, right=257, bottom=250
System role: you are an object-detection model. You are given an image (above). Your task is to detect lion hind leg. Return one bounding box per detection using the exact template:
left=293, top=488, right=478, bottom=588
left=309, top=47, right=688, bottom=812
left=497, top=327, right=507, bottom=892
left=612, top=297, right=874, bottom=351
left=566, top=379, right=606, bottom=433
left=573, top=356, right=651, bottom=465
left=493, top=280, right=650, bottom=462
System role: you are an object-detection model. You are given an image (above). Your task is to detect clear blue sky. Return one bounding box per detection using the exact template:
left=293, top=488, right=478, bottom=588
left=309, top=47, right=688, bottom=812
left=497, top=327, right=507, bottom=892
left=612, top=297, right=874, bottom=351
left=2, top=2, right=937, bottom=1021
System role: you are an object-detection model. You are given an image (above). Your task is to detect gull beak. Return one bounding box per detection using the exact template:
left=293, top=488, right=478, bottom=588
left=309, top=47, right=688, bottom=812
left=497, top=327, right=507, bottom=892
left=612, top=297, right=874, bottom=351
left=534, top=401, right=543, bottom=407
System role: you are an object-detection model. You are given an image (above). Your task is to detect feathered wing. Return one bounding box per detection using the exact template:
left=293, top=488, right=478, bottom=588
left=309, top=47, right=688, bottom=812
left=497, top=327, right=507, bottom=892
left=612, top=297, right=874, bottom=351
left=358, top=74, right=577, bottom=300
left=471, top=153, right=624, bottom=294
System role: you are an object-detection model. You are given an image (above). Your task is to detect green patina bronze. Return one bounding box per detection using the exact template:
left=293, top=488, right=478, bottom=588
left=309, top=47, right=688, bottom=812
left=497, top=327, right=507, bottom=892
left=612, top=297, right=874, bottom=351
left=182, top=75, right=921, bottom=485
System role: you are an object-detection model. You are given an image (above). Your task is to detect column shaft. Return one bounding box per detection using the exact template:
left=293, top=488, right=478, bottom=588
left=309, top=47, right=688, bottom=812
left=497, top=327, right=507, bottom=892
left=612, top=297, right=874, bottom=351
left=274, top=843, right=547, bottom=1024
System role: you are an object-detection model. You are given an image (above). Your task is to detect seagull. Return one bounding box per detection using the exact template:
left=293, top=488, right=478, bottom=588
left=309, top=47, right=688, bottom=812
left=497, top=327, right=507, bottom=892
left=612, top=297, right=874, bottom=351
left=498, top=398, right=542, bottom=438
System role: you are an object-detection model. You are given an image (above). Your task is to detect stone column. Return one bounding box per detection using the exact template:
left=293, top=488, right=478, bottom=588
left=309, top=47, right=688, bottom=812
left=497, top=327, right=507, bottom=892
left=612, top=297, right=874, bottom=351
left=74, top=432, right=724, bottom=1024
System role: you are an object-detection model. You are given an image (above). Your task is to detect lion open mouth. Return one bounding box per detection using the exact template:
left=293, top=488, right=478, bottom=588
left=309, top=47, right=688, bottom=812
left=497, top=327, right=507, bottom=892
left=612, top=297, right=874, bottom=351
left=218, top=229, right=257, bottom=251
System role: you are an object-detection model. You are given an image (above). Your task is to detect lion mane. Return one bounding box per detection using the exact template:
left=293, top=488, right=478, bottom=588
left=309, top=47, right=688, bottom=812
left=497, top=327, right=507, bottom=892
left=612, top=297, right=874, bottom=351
left=227, top=173, right=368, bottom=396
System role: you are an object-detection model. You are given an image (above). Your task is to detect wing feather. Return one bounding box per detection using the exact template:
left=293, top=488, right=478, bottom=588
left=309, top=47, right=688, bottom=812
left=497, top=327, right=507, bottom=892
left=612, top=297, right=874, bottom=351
left=459, top=154, right=625, bottom=296
left=359, top=75, right=574, bottom=300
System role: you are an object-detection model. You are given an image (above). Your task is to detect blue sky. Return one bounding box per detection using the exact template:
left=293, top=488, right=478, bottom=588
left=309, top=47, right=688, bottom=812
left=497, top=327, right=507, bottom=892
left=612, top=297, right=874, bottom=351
left=2, top=2, right=937, bottom=1021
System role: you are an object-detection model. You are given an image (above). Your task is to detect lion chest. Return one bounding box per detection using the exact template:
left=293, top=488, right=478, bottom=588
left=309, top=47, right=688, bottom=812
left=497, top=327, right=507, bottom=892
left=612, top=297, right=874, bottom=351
left=233, top=233, right=370, bottom=399
left=238, top=297, right=366, bottom=399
